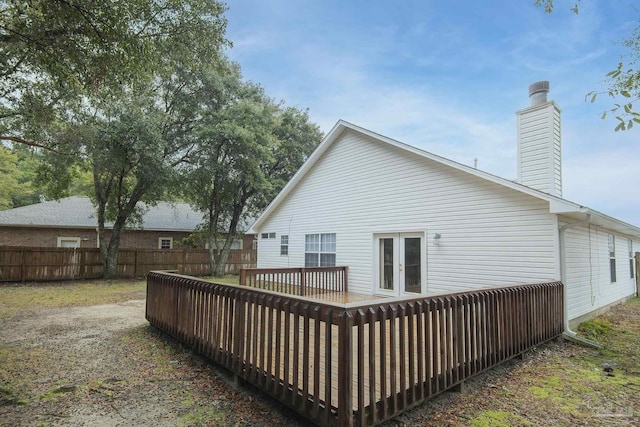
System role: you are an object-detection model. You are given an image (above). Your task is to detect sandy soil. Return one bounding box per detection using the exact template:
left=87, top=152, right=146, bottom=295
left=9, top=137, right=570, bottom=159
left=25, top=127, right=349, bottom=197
left=2, top=295, right=638, bottom=426
left=0, top=299, right=305, bottom=427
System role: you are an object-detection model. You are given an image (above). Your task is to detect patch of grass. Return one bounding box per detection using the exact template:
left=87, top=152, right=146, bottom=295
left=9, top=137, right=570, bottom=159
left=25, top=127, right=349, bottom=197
left=471, top=410, right=532, bottom=427
left=578, top=318, right=612, bottom=342
left=178, top=405, right=225, bottom=427
left=0, top=346, right=49, bottom=405
left=0, top=280, right=146, bottom=319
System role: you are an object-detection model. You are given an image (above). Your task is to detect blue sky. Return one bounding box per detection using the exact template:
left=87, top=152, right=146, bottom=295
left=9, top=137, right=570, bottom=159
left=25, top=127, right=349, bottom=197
left=224, top=0, right=640, bottom=226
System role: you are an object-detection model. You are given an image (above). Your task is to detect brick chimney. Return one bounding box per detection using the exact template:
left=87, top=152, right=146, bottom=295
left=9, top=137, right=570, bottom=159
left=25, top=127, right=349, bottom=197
left=516, top=81, right=562, bottom=197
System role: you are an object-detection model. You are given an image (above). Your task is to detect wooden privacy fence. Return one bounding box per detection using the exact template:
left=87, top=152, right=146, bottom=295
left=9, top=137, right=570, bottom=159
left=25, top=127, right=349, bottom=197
left=0, top=247, right=256, bottom=282
left=240, top=266, right=348, bottom=296
left=146, top=272, right=564, bottom=426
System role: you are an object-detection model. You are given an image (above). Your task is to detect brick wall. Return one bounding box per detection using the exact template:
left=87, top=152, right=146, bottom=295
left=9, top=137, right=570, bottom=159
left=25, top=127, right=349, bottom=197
left=0, top=226, right=199, bottom=249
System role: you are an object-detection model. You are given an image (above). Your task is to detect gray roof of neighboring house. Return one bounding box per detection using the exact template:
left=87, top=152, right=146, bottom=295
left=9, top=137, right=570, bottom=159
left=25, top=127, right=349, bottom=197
left=0, top=196, right=205, bottom=232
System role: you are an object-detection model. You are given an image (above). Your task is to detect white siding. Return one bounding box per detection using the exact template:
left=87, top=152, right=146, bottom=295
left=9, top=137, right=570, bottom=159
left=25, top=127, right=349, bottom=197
left=562, top=220, right=637, bottom=320
left=257, top=129, right=558, bottom=295
left=517, top=103, right=562, bottom=197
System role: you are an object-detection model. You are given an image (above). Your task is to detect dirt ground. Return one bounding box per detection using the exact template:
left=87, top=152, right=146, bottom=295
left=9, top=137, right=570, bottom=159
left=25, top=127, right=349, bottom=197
left=1, top=289, right=639, bottom=426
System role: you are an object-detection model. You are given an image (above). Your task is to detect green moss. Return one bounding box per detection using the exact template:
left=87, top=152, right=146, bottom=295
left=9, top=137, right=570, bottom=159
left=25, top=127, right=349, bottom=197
left=177, top=405, right=225, bottom=427
left=578, top=318, right=612, bottom=342
left=471, top=410, right=532, bottom=427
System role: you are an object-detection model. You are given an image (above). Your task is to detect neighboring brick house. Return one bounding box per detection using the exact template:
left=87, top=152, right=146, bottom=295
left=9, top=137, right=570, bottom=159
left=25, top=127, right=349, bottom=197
left=0, top=196, right=256, bottom=250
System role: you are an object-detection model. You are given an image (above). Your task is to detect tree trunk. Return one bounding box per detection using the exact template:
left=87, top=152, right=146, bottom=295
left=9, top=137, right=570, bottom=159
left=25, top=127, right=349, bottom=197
left=213, top=242, right=232, bottom=277
left=103, top=227, right=122, bottom=279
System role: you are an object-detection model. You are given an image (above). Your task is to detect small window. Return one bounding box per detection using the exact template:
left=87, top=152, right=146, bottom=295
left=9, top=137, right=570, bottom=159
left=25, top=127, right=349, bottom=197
left=305, top=233, right=336, bottom=267
left=608, top=235, right=616, bottom=283
left=57, top=237, right=81, bottom=248
left=261, top=233, right=269, bottom=239
left=159, top=237, right=173, bottom=250
left=629, top=239, right=635, bottom=279
left=269, top=232, right=276, bottom=239
left=280, top=235, right=289, bottom=256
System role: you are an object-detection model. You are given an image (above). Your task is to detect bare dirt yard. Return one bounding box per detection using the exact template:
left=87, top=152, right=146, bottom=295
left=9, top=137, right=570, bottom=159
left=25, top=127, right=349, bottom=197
left=1, top=280, right=639, bottom=426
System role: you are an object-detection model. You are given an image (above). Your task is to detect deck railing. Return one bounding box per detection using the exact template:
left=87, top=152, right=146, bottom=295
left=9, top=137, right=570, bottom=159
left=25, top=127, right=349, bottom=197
left=146, top=272, right=563, bottom=426
left=239, top=266, right=348, bottom=296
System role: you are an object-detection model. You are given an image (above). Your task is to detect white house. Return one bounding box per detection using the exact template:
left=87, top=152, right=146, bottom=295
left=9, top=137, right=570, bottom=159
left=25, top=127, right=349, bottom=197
left=250, top=82, right=640, bottom=328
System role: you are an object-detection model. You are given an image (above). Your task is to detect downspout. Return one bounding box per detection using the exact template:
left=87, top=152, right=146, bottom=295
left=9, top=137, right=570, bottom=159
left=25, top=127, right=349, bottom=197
left=558, top=213, right=603, bottom=348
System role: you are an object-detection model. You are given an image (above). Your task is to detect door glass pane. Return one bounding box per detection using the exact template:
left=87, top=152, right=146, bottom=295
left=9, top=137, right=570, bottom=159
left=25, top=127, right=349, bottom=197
left=404, top=237, right=421, bottom=293
left=380, top=238, right=394, bottom=290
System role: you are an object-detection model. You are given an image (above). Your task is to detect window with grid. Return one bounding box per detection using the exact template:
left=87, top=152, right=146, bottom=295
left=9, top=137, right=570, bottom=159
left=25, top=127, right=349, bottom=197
left=608, top=235, right=616, bottom=283
left=159, top=237, right=173, bottom=250
left=280, top=235, right=289, bottom=256
left=304, top=233, right=336, bottom=267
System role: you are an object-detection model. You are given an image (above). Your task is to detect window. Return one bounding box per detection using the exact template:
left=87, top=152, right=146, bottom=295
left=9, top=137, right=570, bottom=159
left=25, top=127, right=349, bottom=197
left=305, top=233, right=336, bottom=267
left=57, top=237, right=81, bottom=248
left=252, top=239, right=258, bottom=250
left=280, top=235, right=289, bottom=256
left=629, top=239, right=635, bottom=279
left=261, top=232, right=276, bottom=239
left=159, top=237, right=173, bottom=250
left=608, top=234, right=616, bottom=283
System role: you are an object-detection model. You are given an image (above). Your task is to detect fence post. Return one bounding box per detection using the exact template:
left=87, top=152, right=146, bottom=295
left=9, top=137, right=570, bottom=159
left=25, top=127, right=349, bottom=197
left=240, top=269, right=246, bottom=287
left=182, top=249, right=187, bottom=274
left=132, top=250, right=138, bottom=278
left=337, top=310, right=354, bottom=427
left=343, top=266, right=349, bottom=292
left=300, top=268, right=306, bottom=296
left=20, top=249, right=25, bottom=282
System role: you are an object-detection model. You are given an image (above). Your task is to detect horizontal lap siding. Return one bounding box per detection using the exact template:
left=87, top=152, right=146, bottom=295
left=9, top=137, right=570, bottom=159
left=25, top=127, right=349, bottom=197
left=258, top=130, right=557, bottom=294
left=562, top=221, right=637, bottom=320
left=517, top=103, right=561, bottom=197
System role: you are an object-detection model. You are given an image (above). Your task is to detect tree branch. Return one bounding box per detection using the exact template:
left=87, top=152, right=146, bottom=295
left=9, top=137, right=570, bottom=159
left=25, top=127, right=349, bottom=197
left=0, top=136, right=60, bottom=153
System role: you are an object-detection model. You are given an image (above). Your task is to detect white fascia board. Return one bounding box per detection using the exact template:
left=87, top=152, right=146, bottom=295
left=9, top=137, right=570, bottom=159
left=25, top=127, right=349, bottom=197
left=548, top=199, right=584, bottom=214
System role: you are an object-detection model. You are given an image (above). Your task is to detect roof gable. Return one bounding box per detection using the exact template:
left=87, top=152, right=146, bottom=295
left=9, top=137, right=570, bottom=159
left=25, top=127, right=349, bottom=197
left=250, top=120, right=640, bottom=238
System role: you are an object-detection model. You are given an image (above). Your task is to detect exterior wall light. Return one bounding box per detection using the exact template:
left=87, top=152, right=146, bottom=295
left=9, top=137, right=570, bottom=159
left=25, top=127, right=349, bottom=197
left=433, top=233, right=441, bottom=246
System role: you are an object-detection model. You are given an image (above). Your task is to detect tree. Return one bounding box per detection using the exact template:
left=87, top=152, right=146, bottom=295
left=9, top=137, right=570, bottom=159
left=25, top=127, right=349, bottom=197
left=535, top=0, right=640, bottom=130
left=6, top=0, right=232, bottom=278
left=181, top=77, right=323, bottom=276
left=0, top=145, right=20, bottom=209
left=1, top=0, right=229, bottom=146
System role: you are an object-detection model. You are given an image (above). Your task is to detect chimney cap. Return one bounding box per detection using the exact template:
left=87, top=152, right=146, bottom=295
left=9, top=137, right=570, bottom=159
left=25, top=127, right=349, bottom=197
left=529, top=81, right=550, bottom=97
left=528, top=81, right=550, bottom=105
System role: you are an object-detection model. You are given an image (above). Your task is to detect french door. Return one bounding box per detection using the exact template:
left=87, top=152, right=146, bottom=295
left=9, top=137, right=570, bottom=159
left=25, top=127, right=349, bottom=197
left=374, top=232, right=425, bottom=296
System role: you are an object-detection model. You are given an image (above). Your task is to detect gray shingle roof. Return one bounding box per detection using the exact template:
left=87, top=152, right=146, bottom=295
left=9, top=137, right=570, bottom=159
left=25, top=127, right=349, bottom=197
left=0, top=196, right=205, bottom=231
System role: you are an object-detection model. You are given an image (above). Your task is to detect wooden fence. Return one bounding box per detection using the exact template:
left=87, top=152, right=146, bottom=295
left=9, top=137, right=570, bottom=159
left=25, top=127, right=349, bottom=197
left=146, top=272, right=564, bottom=426
left=240, top=266, right=348, bottom=296
left=0, top=247, right=256, bottom=282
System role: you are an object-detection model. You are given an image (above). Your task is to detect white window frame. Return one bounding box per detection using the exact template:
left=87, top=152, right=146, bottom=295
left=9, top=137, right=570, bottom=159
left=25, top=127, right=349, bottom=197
left=304, top=233, right=336, bottom=267
left=608, top=234, right=616, bottom=283
left=57, top=237, right=81, bottom=248
left=280, top=235, right=289, bottom=256
left=158, top=237, right=173, bottom=250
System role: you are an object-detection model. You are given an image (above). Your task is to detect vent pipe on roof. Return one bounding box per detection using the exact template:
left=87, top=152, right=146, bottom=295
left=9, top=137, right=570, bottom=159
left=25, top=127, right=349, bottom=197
left=529, top=81, right=550, bottom=106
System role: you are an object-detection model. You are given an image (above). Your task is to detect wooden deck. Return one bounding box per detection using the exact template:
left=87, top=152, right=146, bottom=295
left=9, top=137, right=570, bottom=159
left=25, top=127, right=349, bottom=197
left=146, top=272, right=564, bottom=426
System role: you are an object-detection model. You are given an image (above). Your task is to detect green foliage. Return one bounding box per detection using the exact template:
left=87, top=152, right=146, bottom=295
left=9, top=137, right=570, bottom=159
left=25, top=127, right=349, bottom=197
left=536, top=0, right=640, bottom=131
left=179, top=74, right=323, bottom=276
left=578, top=318, right=612, bottom=342
left=0, top=145, right=20, bottom=209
